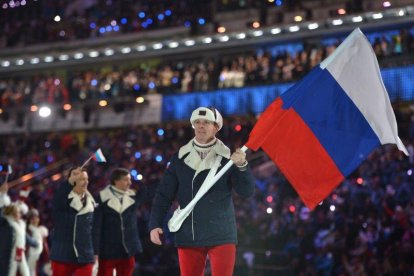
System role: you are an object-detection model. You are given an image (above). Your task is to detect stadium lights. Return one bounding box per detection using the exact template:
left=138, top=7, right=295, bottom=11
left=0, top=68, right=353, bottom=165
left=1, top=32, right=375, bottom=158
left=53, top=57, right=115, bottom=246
left=184, top=39, right=195, bottom=46
left=236, top=33, right=246, bottom=39
left=136, top=45, right=146, bottom=51
left=1, top=61, right=10, bottom=67
left=58, top=54, right=69, bottom=61
left=44, top=56, right=54, bottom=62
left=202, top=37, right=212, bottom=43
left=74, top=53, right=84, bottom=59
left=121, top=47, right=131, bottom=53
left=270, top=28, right=281, bottom=34
left=252, top=30, right=263, bottom=37
left=168, top=41, right=179, bottom=48
left=104, top=48, right=114, bottom=56
left=30, top=58, right=40, bottom=64
left=308, top=23, right=319, bottom=30
left=152, top=43, right=163, bottom=49
left=218, top=35, right=229, bottom=42
left=288, top=25, right=300, bottom=32
left=38, top=106, right=52, bottom=118
left=1, top=5, right=413, bottom=71
left=89, top=51, right=99, bottom=58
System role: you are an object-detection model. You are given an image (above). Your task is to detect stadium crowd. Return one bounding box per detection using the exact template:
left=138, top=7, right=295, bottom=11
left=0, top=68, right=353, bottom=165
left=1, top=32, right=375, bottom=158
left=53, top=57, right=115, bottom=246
left=0, top=111, right=413, bottom=275
left=1, top=27, right=413, bottom=110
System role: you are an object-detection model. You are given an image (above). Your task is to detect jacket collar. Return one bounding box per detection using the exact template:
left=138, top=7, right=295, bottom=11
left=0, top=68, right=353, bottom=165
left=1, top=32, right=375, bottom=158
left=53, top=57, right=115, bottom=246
left=178, top=138, right=230, bottom=178
left=99, top=185, right=135, bottom=214
left=68, top=190, right=95, bottom=215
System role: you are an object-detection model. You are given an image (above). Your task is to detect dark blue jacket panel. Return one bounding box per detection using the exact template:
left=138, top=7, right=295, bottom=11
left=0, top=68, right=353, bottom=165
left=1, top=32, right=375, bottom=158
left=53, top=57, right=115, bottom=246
left=50, top=181, right=95, bottom=264
left=0, top=216, right=13, bottom=276
left=149, top=153, right=255, bottom=247
left=93, top=185, right=154, bottom=259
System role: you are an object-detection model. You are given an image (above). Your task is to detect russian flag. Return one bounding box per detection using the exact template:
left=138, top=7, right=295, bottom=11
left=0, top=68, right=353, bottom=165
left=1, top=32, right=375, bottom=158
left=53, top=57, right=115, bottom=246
left=92, top=148, right=107, bottom=163
left=246, top=28, right=408, bottom=210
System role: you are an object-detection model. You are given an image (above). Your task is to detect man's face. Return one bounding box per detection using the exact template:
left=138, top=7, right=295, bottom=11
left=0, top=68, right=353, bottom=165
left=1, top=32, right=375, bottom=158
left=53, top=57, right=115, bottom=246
left=114, top=174, right=131, bottom=192
left=194, top=119, right=219, bottom=144
left=73, top=171, right=89, bottom=195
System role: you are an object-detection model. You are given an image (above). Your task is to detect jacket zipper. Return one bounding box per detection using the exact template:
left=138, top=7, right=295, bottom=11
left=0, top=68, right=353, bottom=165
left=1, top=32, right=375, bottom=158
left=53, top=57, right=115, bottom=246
left=120, top=214, right=129, bottom=254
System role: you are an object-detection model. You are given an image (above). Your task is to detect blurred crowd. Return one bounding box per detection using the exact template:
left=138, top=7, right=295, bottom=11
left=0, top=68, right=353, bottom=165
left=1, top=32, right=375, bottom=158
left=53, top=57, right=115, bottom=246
left=1, top=27, right=413, bottom=111
left=0, top=0, right=375, bottom=49
left=0, top=110, right=413, bottom=275
left=0, top=0, right=211, bottom=49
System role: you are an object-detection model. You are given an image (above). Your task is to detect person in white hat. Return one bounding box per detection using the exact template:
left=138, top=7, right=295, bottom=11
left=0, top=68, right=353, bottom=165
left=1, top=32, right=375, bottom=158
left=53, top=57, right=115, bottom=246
left=149, top=106, right=255, bottom=276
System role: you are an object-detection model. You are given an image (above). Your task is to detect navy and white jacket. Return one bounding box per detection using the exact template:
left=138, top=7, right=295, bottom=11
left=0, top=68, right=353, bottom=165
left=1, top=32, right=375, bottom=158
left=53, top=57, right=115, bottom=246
left=50, top=181, right=95, bottom=264
left=149, top=138, right=255, bottom=247
left=93, top=185, right=153, bottom=259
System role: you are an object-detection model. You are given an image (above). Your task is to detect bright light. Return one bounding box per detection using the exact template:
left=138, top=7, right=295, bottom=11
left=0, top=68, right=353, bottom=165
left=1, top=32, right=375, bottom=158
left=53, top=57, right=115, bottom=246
left=54, top=15, right=61, bottom=22
left=152, top=43, right=163, bottom=49
left=236, top=33, right=246, bottom=39
left=332, top=19, right=343, bottom=25
left=289, top=205, right=296, bottom=213
left=99, top=100, right=108, bottom=107
left=30, top=58, right=40, bottom=64
left=218, top=35, right=229, bottom=42
left=74, top=53, right=84, bottom=59
left=39, top=106, right=52, bottom=118
left=168, top=41, right=179, bottom=48
left=270, top=28, right=281, bottom=34
left=136, top=45, right=146, bottom=51
left=352, top=16, right=363, bottom=22
left=63, top=104, right=71, bottom=111
left=383, top=1, right=391, bottom=8
left=202, top=37, right=212, bottom=43
left=330, top=205, right=336, bottom=212
left=372, top=13, right=383, bottom=19
left=398, top=9, right=405, bottom=16
left=266, top=207, right=273, bottom=214
left=293, top=15, right=303, bottom=22
left=308, top=23, right=319, bottom=30
left=252, top=21, right=260, bottom=28
left=1, top=61, right=10, bottom=67
left=44, top=56, right=54, bottom=62
left=184, top=40, right=195, bottom=46
left=356, top=177, right=364, bottom=185
left=104, top=49, right=114, bottom=56
left=288, top=25, right=300, bottom=32
left=408, top=169, right=412, bottom=176
left=157, top=129, right=164, bottom=136
left=89, top=51, right=99, bottom=58
left=136, top=97, right=145, bottom=103
left=252, top=30, right=263, bottom=37
left=137, top=174, right=143, bottom=180
left=266, top=195, right=273, bottom=203
left=58, top=54, right=69, bottom=61
left=30, top=105, right=38, bottom=112
left=337, top=8, right=346, bottom=15
left=217, top=26, right=226, bottom=33
left=121, top=47, right=131, bottom=54
left=16, top=59, right=24, bottom=65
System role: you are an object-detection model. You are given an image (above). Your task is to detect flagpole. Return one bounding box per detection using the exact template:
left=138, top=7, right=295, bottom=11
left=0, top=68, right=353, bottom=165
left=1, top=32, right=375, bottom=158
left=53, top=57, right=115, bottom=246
left=4, top=173, right=9, bottom=184
left=81, top=155, right=94, bottom=169
left=168, top=145, right=249, bottom=232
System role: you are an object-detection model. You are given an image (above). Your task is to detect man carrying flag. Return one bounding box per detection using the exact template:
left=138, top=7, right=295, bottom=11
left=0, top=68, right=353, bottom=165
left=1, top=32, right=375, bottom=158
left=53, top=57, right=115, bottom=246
left=245, top=28, right=408, bottom=209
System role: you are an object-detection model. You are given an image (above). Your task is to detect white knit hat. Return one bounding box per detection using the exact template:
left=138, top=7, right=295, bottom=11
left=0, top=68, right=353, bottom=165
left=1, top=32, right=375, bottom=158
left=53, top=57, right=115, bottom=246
left=190, top=107, right=223, bottom=130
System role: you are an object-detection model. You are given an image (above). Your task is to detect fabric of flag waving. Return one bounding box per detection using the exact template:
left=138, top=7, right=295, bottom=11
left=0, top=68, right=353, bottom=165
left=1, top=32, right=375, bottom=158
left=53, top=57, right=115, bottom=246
left=92, top=148, right=107, bottom=162
left=246, top=28, right=408, bottom=210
